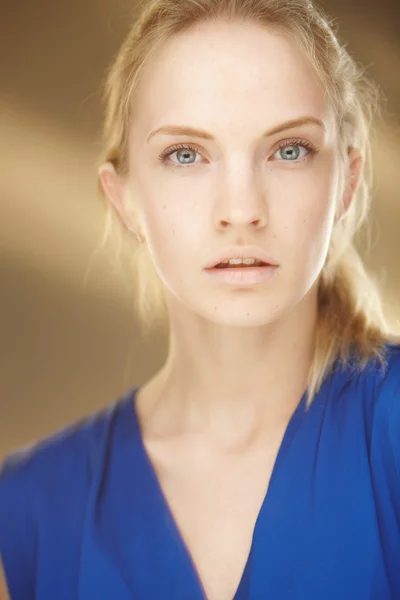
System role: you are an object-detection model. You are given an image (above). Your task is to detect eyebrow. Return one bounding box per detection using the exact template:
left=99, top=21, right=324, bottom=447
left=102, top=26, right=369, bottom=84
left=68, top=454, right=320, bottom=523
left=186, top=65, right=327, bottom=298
left=147, top=116, right=326, bottom=143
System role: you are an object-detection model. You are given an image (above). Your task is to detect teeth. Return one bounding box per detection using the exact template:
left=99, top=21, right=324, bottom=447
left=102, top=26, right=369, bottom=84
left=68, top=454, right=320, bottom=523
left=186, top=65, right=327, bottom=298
left=218, top=257, right=263, bottom=267
left=230, top=258, right=255, bottom=265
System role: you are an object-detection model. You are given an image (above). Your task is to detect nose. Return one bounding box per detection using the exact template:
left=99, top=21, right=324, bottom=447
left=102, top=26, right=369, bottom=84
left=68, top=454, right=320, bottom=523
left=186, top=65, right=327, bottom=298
left=212, top=168, right=268, bottom=233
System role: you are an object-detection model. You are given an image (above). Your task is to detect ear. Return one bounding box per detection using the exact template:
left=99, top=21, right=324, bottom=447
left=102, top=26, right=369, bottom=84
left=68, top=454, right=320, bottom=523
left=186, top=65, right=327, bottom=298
left=335, top=147, right=363, bottom=225
left=98, top=162, right=141, bottom=234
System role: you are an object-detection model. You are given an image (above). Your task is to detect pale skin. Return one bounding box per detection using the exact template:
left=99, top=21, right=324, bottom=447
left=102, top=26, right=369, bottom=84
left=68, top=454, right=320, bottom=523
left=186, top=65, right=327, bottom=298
left=0, top=555, right=10, bottom=600
left=98, top=20, right=363, bottom=600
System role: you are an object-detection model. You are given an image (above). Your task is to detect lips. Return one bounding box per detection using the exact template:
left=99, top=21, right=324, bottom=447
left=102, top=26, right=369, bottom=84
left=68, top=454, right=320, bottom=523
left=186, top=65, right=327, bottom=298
left=204, top=263, right=278, bottom=286
left=204, top=246, right=279, bottom=270
left=214, top=260, right=269, bottom=269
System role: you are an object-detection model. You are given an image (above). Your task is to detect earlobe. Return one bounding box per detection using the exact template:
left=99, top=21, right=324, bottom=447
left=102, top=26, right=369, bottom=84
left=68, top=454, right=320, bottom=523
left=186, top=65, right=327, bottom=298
left=348, top=147, right=363, bottom=200
left=98, top=162, right=145, bottom=242
left=98, top=162, right=133, bottom=231
left=336, top=147, right=363, bottom=225
left=98, top=162, right=124, bottom=216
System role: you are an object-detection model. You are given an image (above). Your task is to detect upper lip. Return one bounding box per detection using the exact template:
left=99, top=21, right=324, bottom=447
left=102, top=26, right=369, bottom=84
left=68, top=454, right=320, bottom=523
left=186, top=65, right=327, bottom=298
left=204, top=246, right=279, bottom=269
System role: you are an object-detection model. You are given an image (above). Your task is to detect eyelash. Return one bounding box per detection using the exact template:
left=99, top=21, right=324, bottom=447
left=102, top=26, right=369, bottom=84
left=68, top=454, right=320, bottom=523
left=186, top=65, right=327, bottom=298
left=157, top=138, right=319, bottom=168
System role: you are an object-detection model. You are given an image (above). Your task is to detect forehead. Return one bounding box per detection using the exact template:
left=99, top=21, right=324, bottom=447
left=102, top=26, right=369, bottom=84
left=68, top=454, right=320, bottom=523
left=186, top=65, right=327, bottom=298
left=131, top=21, right=333, bottom=140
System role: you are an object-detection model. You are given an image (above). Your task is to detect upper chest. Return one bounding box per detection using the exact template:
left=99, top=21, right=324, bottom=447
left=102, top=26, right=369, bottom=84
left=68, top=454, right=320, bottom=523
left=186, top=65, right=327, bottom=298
left=142, top=426, right=288, bottom=600
left=68, top=392, right=399, bottom=600
left=137, top=414, right=391, bottom=600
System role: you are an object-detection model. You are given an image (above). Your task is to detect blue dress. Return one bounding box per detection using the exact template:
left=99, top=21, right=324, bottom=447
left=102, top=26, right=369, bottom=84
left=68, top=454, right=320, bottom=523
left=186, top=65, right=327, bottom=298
left=1, top=343, right=400, bottom=599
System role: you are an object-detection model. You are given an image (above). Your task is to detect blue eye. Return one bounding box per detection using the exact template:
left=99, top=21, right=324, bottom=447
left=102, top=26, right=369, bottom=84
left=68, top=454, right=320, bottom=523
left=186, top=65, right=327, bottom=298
left=158, top=144, right=200, bottom=167
left=274, top=144, right=306, bottom=160
left=271, top=139, right=318, bottom=162
left=158, top=138, right=318, bottom=168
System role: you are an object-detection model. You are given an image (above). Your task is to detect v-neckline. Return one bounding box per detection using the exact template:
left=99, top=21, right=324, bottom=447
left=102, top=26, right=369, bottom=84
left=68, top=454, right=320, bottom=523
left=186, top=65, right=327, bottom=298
left=126, top=385, right=315, bottom=600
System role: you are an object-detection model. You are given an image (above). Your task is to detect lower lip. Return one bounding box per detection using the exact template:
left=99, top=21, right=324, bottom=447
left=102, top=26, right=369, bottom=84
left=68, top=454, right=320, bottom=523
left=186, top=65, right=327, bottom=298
left=204, top=265, right=279, bottom=287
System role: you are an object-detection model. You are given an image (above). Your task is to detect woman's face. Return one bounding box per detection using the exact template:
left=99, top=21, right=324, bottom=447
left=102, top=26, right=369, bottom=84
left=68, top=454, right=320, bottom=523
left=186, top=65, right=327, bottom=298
left=120, top=21, right=346, bottom=326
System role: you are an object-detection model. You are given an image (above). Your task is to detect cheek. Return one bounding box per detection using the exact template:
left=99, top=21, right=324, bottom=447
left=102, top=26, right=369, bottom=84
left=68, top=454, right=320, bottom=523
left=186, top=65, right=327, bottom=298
left=139, top=193, right=206, bottom=283
left=136, top=166, right=211, bottom=242
left=306, top=168, right=339, bottom=242
left=145, top=200, right=204, bottom=243
left=299, top=195, right=336, bottom=240
left=276, top=167, right=338, bottom=262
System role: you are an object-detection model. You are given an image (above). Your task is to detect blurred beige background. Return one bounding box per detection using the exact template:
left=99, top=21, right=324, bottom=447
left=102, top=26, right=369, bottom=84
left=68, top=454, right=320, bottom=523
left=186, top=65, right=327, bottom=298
left=0, top=0, right=399, bottom=459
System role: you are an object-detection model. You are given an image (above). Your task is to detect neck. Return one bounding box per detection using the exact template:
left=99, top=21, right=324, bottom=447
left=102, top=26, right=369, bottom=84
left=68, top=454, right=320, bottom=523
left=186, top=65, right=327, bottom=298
left=136, top=286, right=318, bottom=446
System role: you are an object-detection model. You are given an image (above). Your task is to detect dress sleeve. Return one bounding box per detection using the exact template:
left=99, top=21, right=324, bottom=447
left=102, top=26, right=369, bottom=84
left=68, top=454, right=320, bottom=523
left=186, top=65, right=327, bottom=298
left=382, top=349, right=400, bottom=482
left=0, top=450, right=37, bottom=599
left=372, top=345, right=400, bottom=514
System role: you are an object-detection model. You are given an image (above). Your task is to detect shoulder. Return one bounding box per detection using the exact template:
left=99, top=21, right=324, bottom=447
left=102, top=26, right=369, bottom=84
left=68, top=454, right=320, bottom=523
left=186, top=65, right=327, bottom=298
left=0, top=389, right=132, bottom=599
left=370, top=342, right=400, bottom=450
left=346, top=342, right=400, bottom=489
left=331, top=341, right=400, bottom=463
left=350, top=341, right=400, bottom=518
left=0, top=395, right=121, bottom=495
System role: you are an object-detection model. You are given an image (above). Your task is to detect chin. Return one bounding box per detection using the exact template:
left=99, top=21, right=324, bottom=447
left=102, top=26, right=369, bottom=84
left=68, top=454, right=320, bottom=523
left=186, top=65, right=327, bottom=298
left=194, top=296, right=288, bottom=328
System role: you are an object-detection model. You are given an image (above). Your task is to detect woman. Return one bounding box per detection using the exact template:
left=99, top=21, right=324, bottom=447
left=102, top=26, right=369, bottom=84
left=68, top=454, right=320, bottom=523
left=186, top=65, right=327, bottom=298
left=1, top=0, right=399, bottom=598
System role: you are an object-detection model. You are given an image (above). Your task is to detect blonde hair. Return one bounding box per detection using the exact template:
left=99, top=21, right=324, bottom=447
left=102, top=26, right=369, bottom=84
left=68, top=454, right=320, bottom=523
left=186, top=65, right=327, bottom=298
left=94, top=0, right=397, bottom=406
